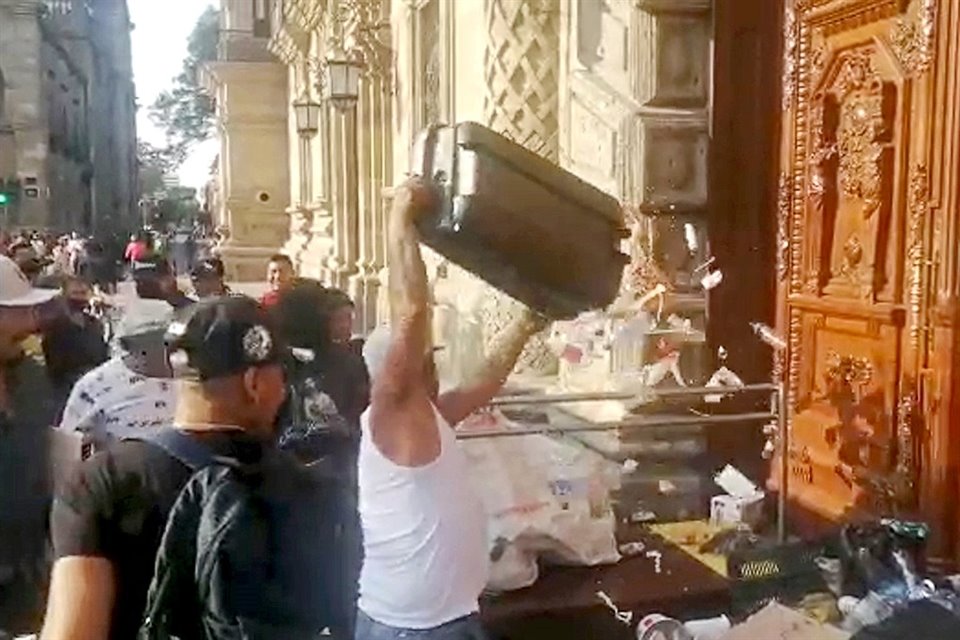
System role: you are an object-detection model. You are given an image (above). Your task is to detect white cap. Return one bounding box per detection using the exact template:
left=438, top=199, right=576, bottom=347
left=362, top=324, right=444, bottom=381
left=0, top=255, right=59, bottom=307
left=362, top=325, right=393, bottom=381
left=116, top=299, right=176, bottom=339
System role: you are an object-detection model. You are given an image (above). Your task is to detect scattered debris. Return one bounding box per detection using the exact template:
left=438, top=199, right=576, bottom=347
left=750, top=321, right=788, bottom=351
left=684, top=223, right=699, bottom=253
left=658, top=479, right=677, bottom=494
left=646, top=549, right=663, bottom=574
left=694, top=256, right=717, bottom=274
left=622, top=458, right=639, bottom=473
left=596, top=590, right=633, bottom=625
left=710, top=464, right=764, bottom=528
left=701, top=270, right=724, bottom=290
left=636, top=613, right=690, bottom=640
left=618, top=540, right=647, bottom=557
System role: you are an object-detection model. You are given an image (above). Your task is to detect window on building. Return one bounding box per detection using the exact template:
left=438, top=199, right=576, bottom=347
left=0, top=69, right=6, bottom=122
left=252, top=0, right=271, bottom=38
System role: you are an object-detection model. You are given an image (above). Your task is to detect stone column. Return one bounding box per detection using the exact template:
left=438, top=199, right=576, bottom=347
left=480, top=0, right=561, bottom=375
left=347, top=0, right=392, bottom=334
left=326, top=103, right=360, bottom=291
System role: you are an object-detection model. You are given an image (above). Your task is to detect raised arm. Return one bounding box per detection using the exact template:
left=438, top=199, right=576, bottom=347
left=437, top=307, right=548, bottom=426
left=41, top=557, right=116, bottom=640
left=368, top=178, right=440, bottom=466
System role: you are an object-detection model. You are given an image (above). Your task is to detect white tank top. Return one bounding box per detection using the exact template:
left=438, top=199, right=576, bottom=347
left=357, top=405, right=489, bottom=629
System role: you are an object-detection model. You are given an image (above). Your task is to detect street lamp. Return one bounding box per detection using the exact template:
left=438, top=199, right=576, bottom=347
left=324, top=50, right=363, bottom=111
left=292, top=97, right=322, bottom=137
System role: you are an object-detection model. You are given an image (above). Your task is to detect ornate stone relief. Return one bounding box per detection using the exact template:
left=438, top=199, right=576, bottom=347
left=890, top=0, right=937, bottom=76
left=777, top=172, right=792, bottom=282
left=419, top=0, right=441, bottom=126
left=782, top=4, right=798, bottom=111
left=483, top=0, right=561, bottom=161
left=479, top=0, right=562, bottom=374
left=286, top=0, right=325, bottom=32
left=341, top=0, right=391, bottom=77
left=907, top=164, right=929, bottom=353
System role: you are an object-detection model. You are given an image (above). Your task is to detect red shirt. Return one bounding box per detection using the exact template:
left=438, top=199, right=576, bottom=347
left=125, top=241, right=148, bottom=262
left=260, top=290, right=281, bottom=309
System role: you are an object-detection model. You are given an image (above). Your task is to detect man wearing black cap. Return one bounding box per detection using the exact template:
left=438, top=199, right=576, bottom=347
left=43, top=297, right=294, bottom=639
left=190, top=257, right=231, bottom=300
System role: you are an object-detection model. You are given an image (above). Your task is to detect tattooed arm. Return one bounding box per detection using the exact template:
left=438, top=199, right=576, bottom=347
left=436, top=308, right=548, bottom=427
left=368, top=178, right=440, bottom=467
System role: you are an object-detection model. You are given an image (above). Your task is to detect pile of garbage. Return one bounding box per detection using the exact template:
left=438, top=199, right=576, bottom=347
left=642, top=518, right=960, bottom=640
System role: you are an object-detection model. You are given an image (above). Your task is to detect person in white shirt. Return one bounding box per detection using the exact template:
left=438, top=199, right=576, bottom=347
left=58, top=299, right=177, bottom=451
left=355, top=178, right=547, bottom=639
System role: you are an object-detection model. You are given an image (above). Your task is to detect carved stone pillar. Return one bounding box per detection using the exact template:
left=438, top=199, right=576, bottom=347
left=326, top=105, right=360, bottom=291
left=346, top=0, right=392, bottom=334
left=480, top=0, right=561, bottom=374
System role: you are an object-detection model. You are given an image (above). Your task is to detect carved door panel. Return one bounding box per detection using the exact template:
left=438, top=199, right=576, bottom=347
left=775, top=0, right=943, bottom=545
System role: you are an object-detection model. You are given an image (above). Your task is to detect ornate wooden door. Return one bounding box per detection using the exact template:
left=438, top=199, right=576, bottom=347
left=775, top=0, right=960, bottom=566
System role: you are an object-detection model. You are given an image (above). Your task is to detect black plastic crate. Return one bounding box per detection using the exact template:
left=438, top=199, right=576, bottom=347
left=727, top=540, right=828, bottom=616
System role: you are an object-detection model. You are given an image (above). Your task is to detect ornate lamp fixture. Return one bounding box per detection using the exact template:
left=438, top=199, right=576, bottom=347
left=324, top=49, right=363, bottom=111
left=292, top=96, right=322, bottom=137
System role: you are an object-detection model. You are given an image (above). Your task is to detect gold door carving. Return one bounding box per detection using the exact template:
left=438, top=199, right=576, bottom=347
left=807, top=49, right=897, bottom=301
left=774, top=0, right=944, bottom=533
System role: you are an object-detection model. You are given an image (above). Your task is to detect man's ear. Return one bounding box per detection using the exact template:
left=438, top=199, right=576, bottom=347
left=241, top=367, right=260, bottom=403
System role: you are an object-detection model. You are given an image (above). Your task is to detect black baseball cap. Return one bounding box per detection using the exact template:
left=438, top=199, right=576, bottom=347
left=133, top=258, right=173, bottom=280
left=191, top=257, right=224, bottom=280
left=165, top=296, right=285, bottom=381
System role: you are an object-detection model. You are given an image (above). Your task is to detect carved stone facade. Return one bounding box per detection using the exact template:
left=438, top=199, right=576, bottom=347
left=267, top=0, right=391, bottom=333
left=205, top=0, right=290, bottom=281
left=267, top=1, right=716, bottom=387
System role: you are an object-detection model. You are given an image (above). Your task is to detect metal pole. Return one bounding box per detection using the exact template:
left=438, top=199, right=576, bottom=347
left=456, top=410, right=776, bottom=440
left=490, top=383, right=779, bottom=407
left=777, top=381, right=789, bottom=543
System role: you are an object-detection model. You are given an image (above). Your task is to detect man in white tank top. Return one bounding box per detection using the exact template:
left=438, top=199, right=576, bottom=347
left=356, top=178, right=547, bottom=639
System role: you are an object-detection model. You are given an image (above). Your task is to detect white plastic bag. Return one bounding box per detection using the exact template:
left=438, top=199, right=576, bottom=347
left=460, top=412, right=621, bottom=592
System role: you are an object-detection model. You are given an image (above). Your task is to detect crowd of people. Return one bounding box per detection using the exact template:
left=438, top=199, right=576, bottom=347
left=0, top=178, right=549, bottom=640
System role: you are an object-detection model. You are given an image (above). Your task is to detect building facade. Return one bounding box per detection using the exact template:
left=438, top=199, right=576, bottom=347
left=203, top=0, right=290, bottom=282
left=0, top=0, right=137, bottom=233
left=225, top=0, right=960, bottom=568
left=266, top=0, right=721, bottom=381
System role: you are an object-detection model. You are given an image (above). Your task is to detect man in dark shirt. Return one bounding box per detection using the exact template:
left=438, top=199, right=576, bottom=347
left=0, top=255, right=60, bottom=633
left=41, top=276, right=109, bottom=409
left=132, top=258, right=193, bottom=309
left=189, top=257, right=230, bottom=300
left=43, top=296, right=288, bottom=640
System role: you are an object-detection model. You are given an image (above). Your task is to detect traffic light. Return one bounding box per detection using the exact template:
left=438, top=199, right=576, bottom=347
left=0, top=192, right=8, bottom=205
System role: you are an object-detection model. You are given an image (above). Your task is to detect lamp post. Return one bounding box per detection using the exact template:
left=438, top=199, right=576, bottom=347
left=292, top=96, right=321, bottom=204
left=320, top=47, right=363, bottom=291
left=323, top=49, right=363, bottom=111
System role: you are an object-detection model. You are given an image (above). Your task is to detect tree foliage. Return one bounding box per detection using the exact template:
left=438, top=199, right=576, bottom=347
left=148, top=6, right=219, bottom=166
left=137, top=141, right=181, bottom=197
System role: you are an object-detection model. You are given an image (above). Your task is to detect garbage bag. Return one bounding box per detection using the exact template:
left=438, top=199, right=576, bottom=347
left=460, top=411, right=620, bottom=593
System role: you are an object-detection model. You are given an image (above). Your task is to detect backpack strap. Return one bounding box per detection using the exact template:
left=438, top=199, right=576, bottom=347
left=125, top=428, right=216, bottom=471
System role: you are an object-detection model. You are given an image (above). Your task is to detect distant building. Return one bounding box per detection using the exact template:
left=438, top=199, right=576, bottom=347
left=202, top=0, right=289, bottom=281
left=0, top=0, right=137, bottom=233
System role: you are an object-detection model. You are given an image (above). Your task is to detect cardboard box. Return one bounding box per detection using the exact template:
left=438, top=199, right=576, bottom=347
left=710, top=464, right=765, bottom=528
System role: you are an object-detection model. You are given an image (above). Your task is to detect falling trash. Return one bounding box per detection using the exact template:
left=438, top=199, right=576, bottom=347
left=750, top=321, right=788, bottom=351
left=701, top=270, right=724, bottom=291
left=597, top=590, right=633, bottom=625
left=646, top=549, right=663, bottom=574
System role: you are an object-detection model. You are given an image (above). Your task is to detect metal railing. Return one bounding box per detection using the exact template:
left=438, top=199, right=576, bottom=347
left=460, top=382, right=790, bottom=542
